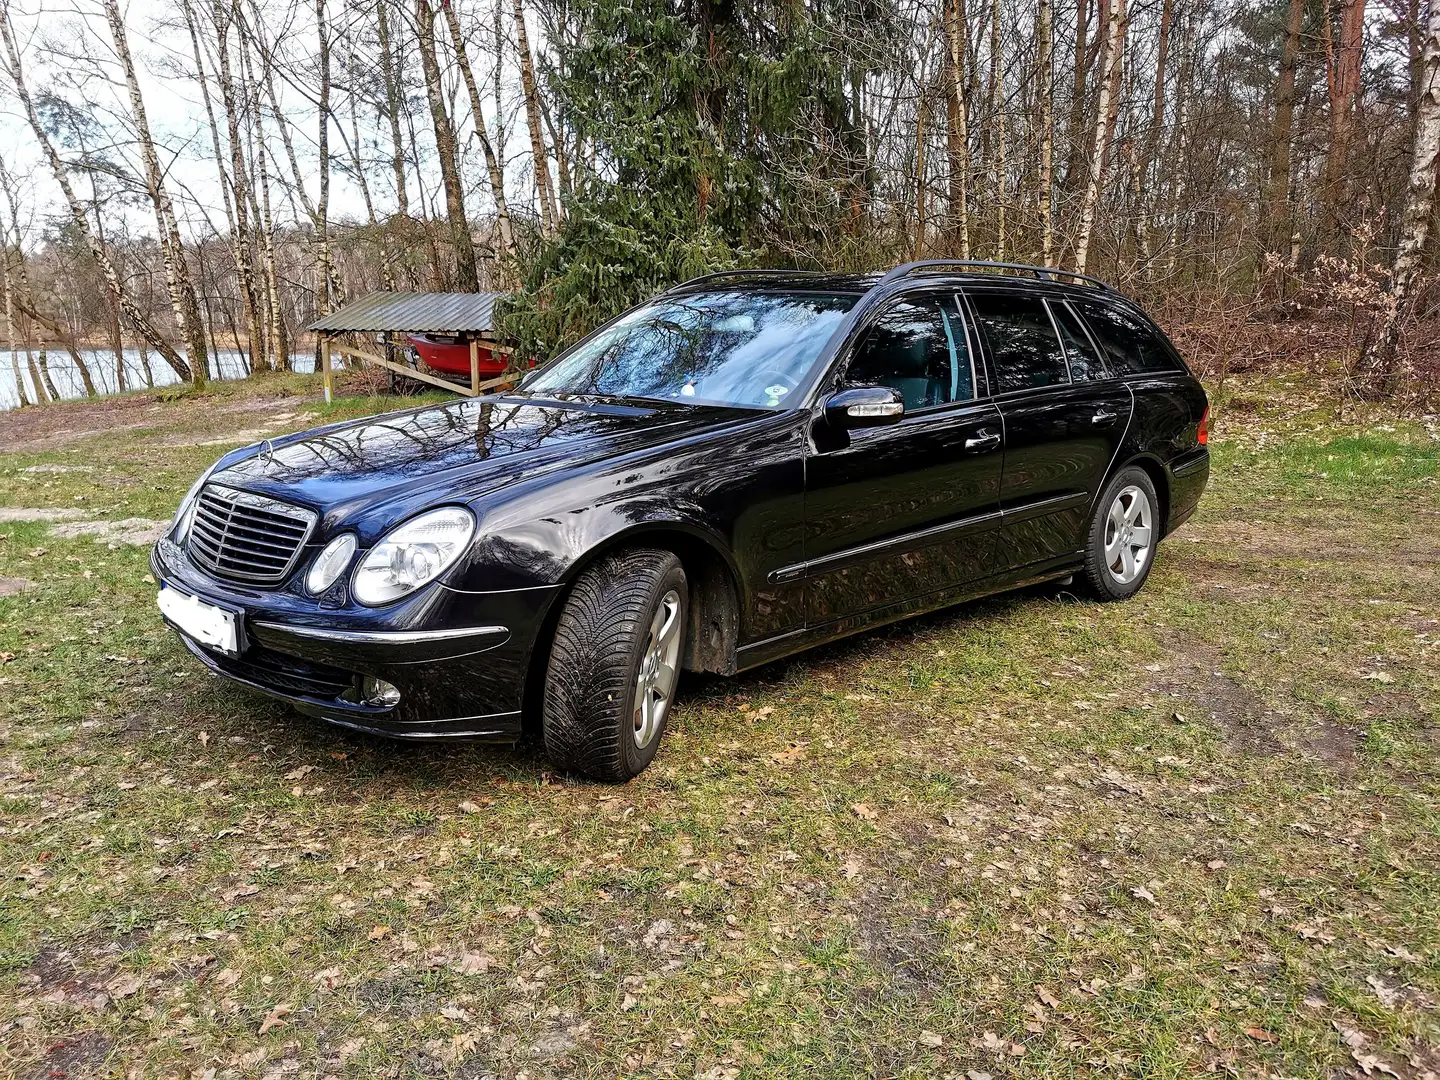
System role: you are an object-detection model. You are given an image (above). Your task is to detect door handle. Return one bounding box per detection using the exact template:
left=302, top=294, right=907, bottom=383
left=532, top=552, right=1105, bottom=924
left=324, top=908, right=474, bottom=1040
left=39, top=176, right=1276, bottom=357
left=964, top=431, right=1001, bottom=451
left=1091, top=409, right=1119, bottom=425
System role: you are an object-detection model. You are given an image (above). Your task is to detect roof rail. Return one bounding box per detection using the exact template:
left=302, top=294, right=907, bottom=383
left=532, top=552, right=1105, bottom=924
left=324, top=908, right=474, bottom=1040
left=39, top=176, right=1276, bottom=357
left=878, top=259, right=1109, bottom=290
left=663, top=269, right=824, bottom=294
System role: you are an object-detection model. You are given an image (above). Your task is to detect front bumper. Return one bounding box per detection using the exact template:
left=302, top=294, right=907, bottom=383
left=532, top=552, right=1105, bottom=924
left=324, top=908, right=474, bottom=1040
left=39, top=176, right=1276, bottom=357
left=151, top=538, right=560, bottom=740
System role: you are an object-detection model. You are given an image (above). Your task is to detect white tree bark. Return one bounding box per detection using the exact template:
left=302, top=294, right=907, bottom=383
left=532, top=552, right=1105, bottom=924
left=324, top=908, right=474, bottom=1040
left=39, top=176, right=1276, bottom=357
left=0, top=0, right=192, bottom=382
left=102, top=0, right=210, bottom=384
left=1360, top=0, right=1440, bottom=394
left=1073, top=0, right=1127, bottom=274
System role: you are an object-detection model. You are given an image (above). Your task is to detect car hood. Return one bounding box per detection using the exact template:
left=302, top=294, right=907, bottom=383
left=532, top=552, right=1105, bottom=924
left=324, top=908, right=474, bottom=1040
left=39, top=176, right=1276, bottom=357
left=210, top=394, right=754, bottom=532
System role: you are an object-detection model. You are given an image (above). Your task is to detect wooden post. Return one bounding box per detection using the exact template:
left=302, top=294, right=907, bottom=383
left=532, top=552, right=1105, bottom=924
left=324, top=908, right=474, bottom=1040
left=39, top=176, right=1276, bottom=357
left=469, top=337, right=480, bottom=396
left=321, top=336, right=333, bottom=403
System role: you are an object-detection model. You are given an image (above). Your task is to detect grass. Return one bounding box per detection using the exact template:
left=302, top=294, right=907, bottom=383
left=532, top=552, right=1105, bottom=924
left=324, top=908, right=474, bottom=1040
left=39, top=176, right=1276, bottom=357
left=0, top=374, right=1437, bottom=1079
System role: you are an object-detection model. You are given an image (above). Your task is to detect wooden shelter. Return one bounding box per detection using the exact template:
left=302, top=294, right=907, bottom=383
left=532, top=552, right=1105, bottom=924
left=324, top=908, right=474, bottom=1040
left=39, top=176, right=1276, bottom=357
left=308, top=291, right=515, bottom=402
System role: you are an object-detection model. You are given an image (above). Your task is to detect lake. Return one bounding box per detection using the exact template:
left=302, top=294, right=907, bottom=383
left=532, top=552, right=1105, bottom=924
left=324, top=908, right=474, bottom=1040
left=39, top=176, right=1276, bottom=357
left=1, top=347, right=317, bottom=412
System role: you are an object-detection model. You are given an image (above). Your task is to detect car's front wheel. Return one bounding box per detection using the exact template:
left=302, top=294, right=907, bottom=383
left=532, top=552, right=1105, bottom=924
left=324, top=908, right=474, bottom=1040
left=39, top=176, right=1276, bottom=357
left=542, top=548, right=688, bottom=780
left=1082, top=466, right=1160, bottom=601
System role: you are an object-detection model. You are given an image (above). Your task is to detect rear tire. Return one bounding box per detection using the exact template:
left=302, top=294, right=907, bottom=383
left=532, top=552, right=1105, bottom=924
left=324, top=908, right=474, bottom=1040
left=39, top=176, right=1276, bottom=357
left=542, top=549, right=687, bottom=780
left=1082, top=466, right=1159, bottom=602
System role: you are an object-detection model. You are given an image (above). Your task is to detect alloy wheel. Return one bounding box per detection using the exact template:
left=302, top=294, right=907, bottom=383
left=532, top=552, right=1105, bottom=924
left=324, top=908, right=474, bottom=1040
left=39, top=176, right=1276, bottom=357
left=633, top=589, right=682, bottom=748
left=1104, top=484, right=1153, bottom=585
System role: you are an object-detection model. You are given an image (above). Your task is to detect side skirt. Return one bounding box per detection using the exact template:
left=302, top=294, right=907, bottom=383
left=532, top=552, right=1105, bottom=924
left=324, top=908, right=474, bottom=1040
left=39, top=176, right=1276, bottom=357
left=735, top=553, right=1084, bottom=672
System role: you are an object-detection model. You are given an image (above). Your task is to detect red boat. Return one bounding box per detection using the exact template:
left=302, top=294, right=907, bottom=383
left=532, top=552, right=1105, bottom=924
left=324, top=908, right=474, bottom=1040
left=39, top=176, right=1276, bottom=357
left=407, top=333, right=510, bottom=378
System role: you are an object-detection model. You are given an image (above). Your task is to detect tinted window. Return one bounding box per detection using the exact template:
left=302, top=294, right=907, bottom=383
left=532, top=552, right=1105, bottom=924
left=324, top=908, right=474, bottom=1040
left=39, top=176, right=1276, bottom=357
left=967, top=291, right=1069, bottom=393
left=1075, top=301, right=1182, bottom=375
left=846, top=295, right=972, bottom=410
left=1051, top=301, right=1108, bottom=381
left=522, top=290, right=857, bottom=409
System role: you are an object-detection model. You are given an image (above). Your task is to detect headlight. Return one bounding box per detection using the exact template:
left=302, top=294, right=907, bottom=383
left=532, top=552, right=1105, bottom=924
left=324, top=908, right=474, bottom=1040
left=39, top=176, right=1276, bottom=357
left=351, top=507, right=475, bottom=606
left=172, top=465, right=216, bottom=542
left=307, top=533, right=358, bottom=594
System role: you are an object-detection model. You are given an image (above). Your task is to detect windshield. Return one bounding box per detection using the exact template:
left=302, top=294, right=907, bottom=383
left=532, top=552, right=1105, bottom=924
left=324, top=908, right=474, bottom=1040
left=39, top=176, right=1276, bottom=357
left=519, top=290, right=858, bottom=409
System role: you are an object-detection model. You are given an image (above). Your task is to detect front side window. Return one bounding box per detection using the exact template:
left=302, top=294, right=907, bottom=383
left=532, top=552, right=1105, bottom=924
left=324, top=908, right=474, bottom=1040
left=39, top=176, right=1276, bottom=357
left=1051, top=301, right=1108, bottom=381
left=967, top=291, right=1069, bottom=394
left=1075, top=300, right=1182, bottom=375
left=845, top=295, right=972, bottom=411
left=521, top=290, right=858, bottom=409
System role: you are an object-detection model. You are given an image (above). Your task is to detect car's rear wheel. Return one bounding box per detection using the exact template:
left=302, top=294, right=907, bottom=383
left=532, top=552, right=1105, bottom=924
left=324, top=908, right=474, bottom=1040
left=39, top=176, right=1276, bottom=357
left=542, top=549, right=687, bottom=780
left=1082, top=466, right=1159, bottom=601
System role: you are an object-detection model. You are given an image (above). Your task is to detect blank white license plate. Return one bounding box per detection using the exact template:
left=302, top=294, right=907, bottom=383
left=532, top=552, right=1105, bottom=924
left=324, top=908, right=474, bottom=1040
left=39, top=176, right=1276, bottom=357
left=158, top=587, right=240, bottom=656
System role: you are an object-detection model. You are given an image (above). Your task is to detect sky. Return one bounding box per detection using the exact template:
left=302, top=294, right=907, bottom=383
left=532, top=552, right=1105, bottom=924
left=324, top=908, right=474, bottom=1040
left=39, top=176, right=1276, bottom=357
left=1, top=0, right=524, bottom=249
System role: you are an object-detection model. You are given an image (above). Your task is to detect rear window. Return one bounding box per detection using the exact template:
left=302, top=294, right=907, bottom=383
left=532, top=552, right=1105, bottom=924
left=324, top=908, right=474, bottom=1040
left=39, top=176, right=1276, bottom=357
left=1076, top=301, right=1183, bottom=375
left=967, top=291, right=1069, bottom=393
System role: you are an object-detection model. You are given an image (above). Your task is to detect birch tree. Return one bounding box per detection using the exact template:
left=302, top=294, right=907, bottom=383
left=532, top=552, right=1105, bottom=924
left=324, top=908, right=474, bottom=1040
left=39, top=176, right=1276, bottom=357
left=1358, top=0, right=1440, bottom=395
left=102, top=0, right=210, bottom=385
left=1072, top=0, right=1127, bottom=273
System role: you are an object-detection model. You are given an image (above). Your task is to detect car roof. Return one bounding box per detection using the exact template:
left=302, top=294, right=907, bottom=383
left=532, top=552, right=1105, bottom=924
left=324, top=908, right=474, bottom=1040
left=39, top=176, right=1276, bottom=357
left=666, top=263, right=1123, bottom=304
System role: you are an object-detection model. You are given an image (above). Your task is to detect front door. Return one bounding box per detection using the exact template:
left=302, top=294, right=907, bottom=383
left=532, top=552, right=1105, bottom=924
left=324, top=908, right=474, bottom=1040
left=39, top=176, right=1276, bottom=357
left=963, top=288, right=1133, bottom=569
left=801, top=292, right=1005, bottom=625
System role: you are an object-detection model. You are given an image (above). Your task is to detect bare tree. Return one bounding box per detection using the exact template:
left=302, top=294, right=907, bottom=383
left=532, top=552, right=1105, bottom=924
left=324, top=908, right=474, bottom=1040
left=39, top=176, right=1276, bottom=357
left=1359, top=0, right=1440, bottom=394
left=102, top=0, right=210, bottom=384
left=0, top=0, right=192, bottom=381
left=415, top=0, right=480, bottom=289
left=441, top=0, right=515, bottom=255
left=1072, top=0, right=1127, bottom=273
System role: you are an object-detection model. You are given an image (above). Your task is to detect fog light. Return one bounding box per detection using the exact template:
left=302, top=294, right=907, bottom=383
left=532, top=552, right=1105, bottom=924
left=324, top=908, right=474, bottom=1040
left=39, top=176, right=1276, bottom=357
left=362, top=676, right=401, bottom=707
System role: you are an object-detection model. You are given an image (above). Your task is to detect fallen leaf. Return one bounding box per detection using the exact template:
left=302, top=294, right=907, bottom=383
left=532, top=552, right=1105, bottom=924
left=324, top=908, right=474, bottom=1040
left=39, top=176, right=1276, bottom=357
left=258, top=1002, right=292, bottom=1034
left=107, top=973, right=144, bottom=998
left=1131, top=886, right=1157, bottom=905
left=621, top=993, right=637, bottom=1011
left=454, top=952, right=494, bottom=975
left=458, top=800, right=482, bottom=814
left=1244, top=1027, right=1279, bottom=1044
left=1036, top=986, right=1061, bottom=1008
left=283, top=764, right=317, bottom=781
left=313, top=967, right=342, bottom=990
left=850, top=802, right=878, bottom=821
left=919, top=1030, right=943, bottom=1047
left=1360, top=670, right=1395, bottom=683
left=368, top=925, right=392, bottom=941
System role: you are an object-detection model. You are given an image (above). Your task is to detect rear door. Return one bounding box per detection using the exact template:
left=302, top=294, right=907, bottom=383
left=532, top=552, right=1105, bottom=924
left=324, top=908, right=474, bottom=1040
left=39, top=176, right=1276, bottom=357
left=963, top=288, right=1132, bottom=570
left=802, top=291, right=1004, bottom=624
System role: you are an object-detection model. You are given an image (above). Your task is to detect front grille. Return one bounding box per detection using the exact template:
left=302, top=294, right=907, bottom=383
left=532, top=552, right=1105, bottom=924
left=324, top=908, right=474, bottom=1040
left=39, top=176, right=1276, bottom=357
left=208, top=644, right=356, bottom=699
left=187, top=484, right=317, bottom=585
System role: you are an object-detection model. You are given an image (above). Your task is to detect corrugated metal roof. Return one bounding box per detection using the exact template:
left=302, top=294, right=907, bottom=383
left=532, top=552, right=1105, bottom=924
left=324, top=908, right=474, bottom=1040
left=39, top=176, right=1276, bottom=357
left=308, top=291, right=510, bottom=334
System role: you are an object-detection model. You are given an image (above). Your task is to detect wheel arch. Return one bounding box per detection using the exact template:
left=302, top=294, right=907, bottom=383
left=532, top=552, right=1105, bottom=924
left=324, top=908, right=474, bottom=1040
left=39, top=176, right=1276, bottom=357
left=519, top=520, right=743, bottom=734
left=1105, top=452, right=1171, bottom=535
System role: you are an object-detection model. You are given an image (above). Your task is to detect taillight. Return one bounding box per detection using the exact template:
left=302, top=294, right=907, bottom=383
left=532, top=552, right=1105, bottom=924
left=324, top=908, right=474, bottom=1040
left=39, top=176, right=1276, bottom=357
left=1197, top=407, right=1209, bottom=446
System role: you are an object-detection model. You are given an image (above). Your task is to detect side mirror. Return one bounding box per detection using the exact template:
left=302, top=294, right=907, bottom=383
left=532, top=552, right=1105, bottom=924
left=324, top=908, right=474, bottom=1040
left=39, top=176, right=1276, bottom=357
left=824, top=386, right=905, bottom=429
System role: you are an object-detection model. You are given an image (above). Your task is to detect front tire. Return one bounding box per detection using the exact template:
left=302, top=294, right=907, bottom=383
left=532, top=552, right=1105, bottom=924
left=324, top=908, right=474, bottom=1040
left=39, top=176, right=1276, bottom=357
left=542, top=549, right=687, bottom=780
left=1082, top=466, right=1159, bottom=601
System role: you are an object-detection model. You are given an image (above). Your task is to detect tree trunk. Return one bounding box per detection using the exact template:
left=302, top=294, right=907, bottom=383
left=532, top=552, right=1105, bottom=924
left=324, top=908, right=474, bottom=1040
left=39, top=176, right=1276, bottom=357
left=1073, top=0, right=1126, bottom=273
left=990, top=0, right=1006, bottom=261
left=210, top=0, right=264, bottom=373
left=943, top=0, right=971, bottom=258
left=1357, top=0, right=1440, bottom=395
left=0, top=4, right=191, bottom=382
left=513, top=0, right=560, bottom=233
left=102, top=0, right=209, bottom=386
left=441, top=0, right=516, bottom=256
left=240, top=28, right=289, bottom=369
left=376, top=0, right=410, bottom=218
left=1037, top=0, right=1054, bottom=264
left=415, top=0, right=480, bottom=290
left=1321, top=0, right=1364, bottom=243
left=1, top=243, right=30, bottom=407
left=1063, top=0, right=1097, bottom=192
left=1262, top=0, right=1303, bottom=258
left=1141, top=0, right=1172, bottom=271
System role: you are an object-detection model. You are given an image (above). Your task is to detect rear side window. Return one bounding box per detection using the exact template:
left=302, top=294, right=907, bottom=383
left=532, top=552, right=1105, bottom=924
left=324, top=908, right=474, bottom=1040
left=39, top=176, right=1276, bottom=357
left=846, top=295, right=973, bottom=410
left=967, top=291, right=1069, bottom=394
left=1050, top=301, right=1108, bottom=381
left=1076, top=301, right=1182, bottom=375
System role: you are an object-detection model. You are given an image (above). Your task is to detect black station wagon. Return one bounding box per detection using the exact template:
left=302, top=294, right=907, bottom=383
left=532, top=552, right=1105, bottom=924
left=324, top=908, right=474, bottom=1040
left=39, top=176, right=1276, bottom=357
left=153, top=261, right=1210, bottom=779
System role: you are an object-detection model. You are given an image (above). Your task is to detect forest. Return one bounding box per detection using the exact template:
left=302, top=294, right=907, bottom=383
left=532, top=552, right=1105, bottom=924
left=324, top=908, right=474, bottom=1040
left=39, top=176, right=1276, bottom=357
left=0, top=0, right=1436, bottom=408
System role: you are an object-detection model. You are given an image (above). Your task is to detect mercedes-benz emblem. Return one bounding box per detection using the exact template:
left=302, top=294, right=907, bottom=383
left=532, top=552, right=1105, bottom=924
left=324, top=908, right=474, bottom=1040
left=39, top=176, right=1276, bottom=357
left=259, top=439, right=274, bottom=469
